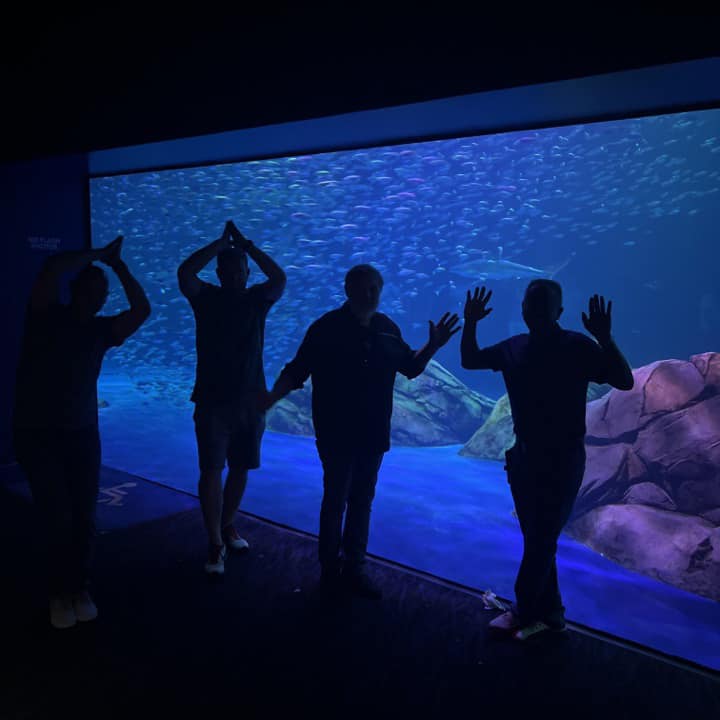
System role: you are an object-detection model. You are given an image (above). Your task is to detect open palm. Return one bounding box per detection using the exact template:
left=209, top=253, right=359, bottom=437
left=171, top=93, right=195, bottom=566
left=582, top=294, right=612, bottom=343
left=429, top=312, right=461, bottom=348
left=464, top=286, right=493, bottom=322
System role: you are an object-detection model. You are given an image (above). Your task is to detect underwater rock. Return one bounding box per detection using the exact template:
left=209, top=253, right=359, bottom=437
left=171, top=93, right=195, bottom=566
left=585, top=359, right=707, bottom=440
left=266, top=387, right=314, bottom=437
left=622, top=482, right=676, bottom=511
left=566, top=504, right=720, bottom=602
left=265, top=359, right=494, bottom=445
left=568, top=352, right=720, bottom=601
left=459, top=394, right=515, bottom=461
left=391, top=359, right=494, bottom=445
left=702, top=508, right=720, bottom=525
left=459, top=383, right=611, bottom=461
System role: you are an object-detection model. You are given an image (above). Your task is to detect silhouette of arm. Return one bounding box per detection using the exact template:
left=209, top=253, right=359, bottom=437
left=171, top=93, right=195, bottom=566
left=395, top=313, right=460, bottom=379
left=403, top=342, right=436, bottom=379
left=594, top=337, right=634, bottom=391
left=29, top=238, right=120, bottom=311
left=177, top=223, right=231, bottom=298
left=461, top=329, right=504, bottom=370
left=461, top=320, right=482, bottom=369
left=263, top=324, right=318, bottom=409
left=229, top=222, right=286, bottom=303
left=461, top=286, right=499, bottom=369
left=102, top=251, right=151, bottom=345
left=582, top=295, right=634, bottom=391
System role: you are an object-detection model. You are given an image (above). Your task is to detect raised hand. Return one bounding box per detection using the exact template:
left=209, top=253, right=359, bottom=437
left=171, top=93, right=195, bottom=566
left=464, top=286, right=493, bottom=322
left=218, top=221, right=233, bottom=250
left=228, top=220, right=251, bottom=250
left=98, top=235, right=123, bottom=268
left=582, top=294, right=612, bottom=344
left=429, top=312, right=461, bottom=349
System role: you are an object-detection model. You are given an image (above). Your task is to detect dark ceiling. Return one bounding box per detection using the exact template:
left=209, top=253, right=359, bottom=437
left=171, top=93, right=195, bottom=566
left=2, top=10, right=719, bottom=163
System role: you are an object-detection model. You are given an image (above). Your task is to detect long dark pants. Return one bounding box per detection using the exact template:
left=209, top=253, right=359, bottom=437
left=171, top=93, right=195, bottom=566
left=505, top=441, right=586, bottom=627
left=13, top=425, right=101, bottom=595
left=317, top=447, right=384, bottom=576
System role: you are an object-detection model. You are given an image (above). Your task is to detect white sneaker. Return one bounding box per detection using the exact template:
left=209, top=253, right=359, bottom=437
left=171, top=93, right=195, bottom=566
left=72, top=590, right=98, bottom=622
left=222, top=525, right=249, bottom=552
left=50, top=595, right=77, bottom=629
left=205, top=544, right=226, bottom=575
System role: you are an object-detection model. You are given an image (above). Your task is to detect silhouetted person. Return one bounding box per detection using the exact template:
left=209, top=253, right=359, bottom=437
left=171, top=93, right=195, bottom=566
left=178, top=220, right=286, bottom=575
left=260, top=264, right=460, bottom=600
left=461, top=280, right=633, bottom=640
left=13, top=237, right=151, bottom=629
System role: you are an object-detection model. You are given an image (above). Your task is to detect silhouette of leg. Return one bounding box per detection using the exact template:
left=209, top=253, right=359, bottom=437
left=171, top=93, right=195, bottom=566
left=199, top=470, right=225, bottom=547
left=15, top=428, right=73, bottom=595
left=65, top=426, right=100, bottom=593
left=222, top=469, right=248, bottom=529
left=535, top=461, right=584, bottom=625
left=342, top=451, right=383, bottom=575
left=318, top=452, right=353, bottom=575
left=511, top=446, right=584, bottom=626
left=512, top=519, right=561, bottom=625
left=194, top=404, right=230, bottom=547
left=222, top=406, right=263, bottom=529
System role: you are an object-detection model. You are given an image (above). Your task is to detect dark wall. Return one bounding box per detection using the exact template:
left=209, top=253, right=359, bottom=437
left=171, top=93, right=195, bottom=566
left=0, top=154, right=89, bottom=461
left=2, top=11, right=719, bottom=163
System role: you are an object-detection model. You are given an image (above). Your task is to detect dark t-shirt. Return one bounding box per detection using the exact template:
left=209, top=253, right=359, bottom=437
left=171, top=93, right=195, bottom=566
left=468, top=326, right=611, bottom=449
left=187, top=282, right=275, bottom=406
left=13, top=303, right=121, bottom=430
left=279, top=303, right=417, bottom=454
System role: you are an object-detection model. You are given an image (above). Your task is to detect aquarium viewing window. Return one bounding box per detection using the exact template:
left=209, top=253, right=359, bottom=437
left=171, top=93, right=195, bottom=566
left=89, top=66, right=720, bottom=670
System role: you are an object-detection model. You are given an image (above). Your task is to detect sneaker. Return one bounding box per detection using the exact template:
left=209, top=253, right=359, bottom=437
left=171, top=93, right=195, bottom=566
left=542, top=612, right=568, bottom=632
left=545, top=619, right=567, bottom=633
left=72, top=590, right=98, bottom=622
left=50, top=595, right=77, bottom=630
left=487, top=610, right=520, bottom=635
left=222, top=525, right=249, bottom=552
left=341, top=570, right=383, bottom=600
left=205, top=544, right=226, bottom=575
left=512, top=620, right=552, bottom=641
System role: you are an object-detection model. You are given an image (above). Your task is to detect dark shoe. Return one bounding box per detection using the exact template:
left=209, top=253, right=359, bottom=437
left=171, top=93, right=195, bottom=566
left=342, top=571, right=382, bottom=600
left=318, top=568, right=343, bottom=601
left=544, top=619, right=568, bottom=633
left=543, top=611, right=567, bottom=632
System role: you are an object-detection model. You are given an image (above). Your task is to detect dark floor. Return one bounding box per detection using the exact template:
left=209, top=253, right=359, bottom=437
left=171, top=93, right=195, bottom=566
left=1, top=464, right=718, bottom=719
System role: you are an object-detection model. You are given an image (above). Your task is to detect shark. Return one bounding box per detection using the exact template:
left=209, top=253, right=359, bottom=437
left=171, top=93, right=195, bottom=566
left=449, top=246, right=573, bottom=282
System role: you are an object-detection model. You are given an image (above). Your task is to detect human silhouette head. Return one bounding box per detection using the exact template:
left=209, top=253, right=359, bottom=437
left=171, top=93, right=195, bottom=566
left=522, top=279, right=563, bottom=333
left=70, top=264, right=109, bottom=316
left=345, top=264, right=383, bottom=318
left=217, top=247, right=249, bottom=290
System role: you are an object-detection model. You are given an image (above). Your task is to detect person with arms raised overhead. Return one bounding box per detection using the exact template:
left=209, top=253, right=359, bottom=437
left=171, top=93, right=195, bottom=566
left=461, top=281, right=633, bottom=641
left=178, top=220, right=286, bottom=576
left=13, top=236, right=151, bottom=629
